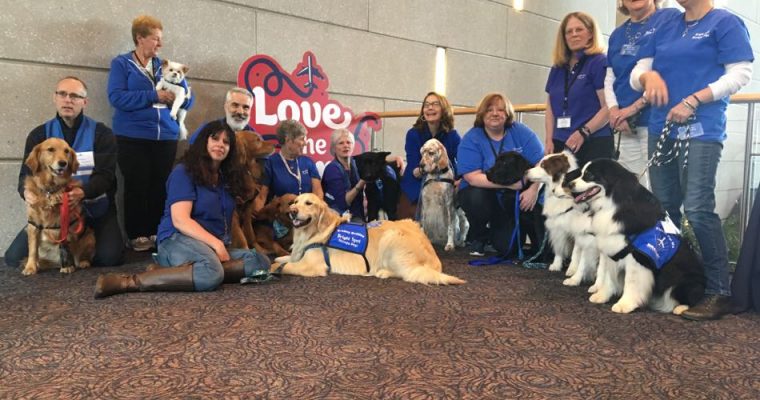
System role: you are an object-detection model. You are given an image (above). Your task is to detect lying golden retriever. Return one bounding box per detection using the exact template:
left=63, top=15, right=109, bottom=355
left=23, top=138, right=95, bottom=275
left=231, top=130, right=275, bottom=249
left=272, top=193, right=465, bottom=285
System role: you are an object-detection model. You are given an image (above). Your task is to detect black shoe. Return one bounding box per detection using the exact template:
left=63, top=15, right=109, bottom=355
left=681, top=294, right=735, bottom=321
left=469, top=241, right=485, bottom=256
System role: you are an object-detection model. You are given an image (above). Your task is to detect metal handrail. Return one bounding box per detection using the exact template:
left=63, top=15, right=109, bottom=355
left=375, top=93, right=760, bottom=239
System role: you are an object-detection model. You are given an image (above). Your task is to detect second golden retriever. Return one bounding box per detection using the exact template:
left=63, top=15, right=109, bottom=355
left=23, top=138, right=95, bottom=275
left=272, top=193, right=464, bottom=285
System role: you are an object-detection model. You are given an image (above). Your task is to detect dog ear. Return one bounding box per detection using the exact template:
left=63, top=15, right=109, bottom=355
left=436, top=143, right=448, bottom=171
left=161, top=59, right=169, bottom=68
left=182, top=65, right=189, bottom=74
left=316, top=201, right=336, bottom=233
left=69, top=149, right=79, bottom=175
left=25, top=145, right=41, bottom=174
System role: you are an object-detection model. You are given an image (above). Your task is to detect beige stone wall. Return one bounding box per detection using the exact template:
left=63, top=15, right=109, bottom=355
left=0, top=0, right=758, bottom=252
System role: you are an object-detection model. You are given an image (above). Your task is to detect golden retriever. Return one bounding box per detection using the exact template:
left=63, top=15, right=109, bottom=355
left=231, top=131, right=275, bottom=249
left=253, top=193, right=297, bottom=257
left=418, top=139, right=468, bottom=251
left=23, top=138, right=95, bottom=275
left=272, top=193, right=465, bottom=285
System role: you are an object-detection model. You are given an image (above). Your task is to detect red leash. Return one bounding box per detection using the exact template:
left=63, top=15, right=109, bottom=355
left=53, top=189, right=85, bottom=244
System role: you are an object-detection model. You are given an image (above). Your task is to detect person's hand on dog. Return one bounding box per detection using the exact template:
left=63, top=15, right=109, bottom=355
left=544, top=140, right=554, bottom=155
left=519, top=183, right=539, bottom=212
left=355, top=179, right=367, bottom=190
left=67, top=187, right=85, bottom=211
left=386, top=155, right=404, bottom=171
left=157, top=89, right=176, bottom=105
left=212, top=239, right=231, bottom=262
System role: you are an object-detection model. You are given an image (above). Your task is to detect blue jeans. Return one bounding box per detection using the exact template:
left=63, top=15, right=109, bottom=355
left=155, top=232, right=269, bottom=292
left=648, top=136, right=729, bottom=296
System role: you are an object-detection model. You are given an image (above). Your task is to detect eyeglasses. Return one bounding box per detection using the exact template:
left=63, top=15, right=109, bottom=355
left=55, top=91, right=86, bottom=101
left=423, top=101, right=442, bottom=108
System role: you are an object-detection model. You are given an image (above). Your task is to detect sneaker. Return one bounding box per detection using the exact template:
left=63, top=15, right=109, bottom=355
left=129, top=236, right=153, bottom=252
left=469, top=240, right=485, bottom=256
left=484, top=243, right=498, bottom=254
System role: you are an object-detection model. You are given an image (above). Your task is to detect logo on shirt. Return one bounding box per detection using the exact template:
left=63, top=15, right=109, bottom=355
left=577, top=73, right=587, bottom=80
left=691, top=31, right=711, bottom=40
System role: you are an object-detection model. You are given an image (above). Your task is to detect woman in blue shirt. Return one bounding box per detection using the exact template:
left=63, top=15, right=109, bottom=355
left=254, top=119, right=323, bottom=213
left=108, top=15, right=194, bottom=252
left=94, top=120, right=270, bottom=298
left=545, top=11, right=612, bottom=167
left=605, top=1, right=679, bottom=188
left=632, top=0, right=754, bottom=320
left=399, top=92, right=460, bottom=219
left=322, top=128, right=366, bottom=222
left=458, top=93, right=544, bottom=257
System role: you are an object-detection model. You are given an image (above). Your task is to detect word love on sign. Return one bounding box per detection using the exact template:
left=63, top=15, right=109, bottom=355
left=238, top=51, right=382, bottom=171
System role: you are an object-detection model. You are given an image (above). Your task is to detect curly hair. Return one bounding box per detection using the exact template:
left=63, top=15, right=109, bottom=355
left=179, top=120, right=246, bottom=199
left=413, top=91, right=455, bottom=134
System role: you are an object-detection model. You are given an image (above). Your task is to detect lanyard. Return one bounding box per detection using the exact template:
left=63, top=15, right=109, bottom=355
left=484, top=129, right=506, bottom=159
left=280, top=152, right=303, bottom=194
left=563, top=57, right=587, bottom=114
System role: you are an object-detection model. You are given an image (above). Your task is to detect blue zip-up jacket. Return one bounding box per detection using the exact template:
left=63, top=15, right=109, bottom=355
left=107, top=52, right=194, bottom=141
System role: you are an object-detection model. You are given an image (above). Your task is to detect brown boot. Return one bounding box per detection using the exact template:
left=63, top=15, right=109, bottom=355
left=94, top=263, right=195, bottom=299
left=222, top=259, right=246, bottom=283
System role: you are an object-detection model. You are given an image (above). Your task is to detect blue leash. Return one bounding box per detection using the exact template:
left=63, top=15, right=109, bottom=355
left=469, top=189, right=523, bottom=267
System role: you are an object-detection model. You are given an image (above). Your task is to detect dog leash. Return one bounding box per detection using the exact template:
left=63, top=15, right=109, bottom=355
left=611, top=114, right=639, bottom=161
left=468, top=188, right=523, bottom=267
left=641, top=117, right=694, bottom=180
left=53, top=190, right=85, bottom=245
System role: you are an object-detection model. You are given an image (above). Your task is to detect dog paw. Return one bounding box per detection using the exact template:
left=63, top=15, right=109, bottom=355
left=672, top=305, right=689, bottom=315
left=548, top=262, right=563, bottom=272
left=589, top=291, right=611, bottom=304
left=375, top=269, right=392, bottom=279
left=60, top=266, right=75, bottom=274
left=563, top=277, right=581, bottom=287
left=21, top=266, right=37, bottom=276
left=588, top=284, right=599, bottom=293
left=170, top=111, right=178, bottom=120
left=77, top=261, right=91, bottom=269
left=444, top=243, right=454, bottom=251
left=611, top=300, right=639, bottom=314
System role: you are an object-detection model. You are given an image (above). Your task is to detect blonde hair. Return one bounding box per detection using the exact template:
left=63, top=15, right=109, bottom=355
left=618, top=0, right=665, bottom=16
left=413, top=91, right=455, bottom=134
left=131, top=15, right=163, bottom=45
left=552, top=12, right=605, bottom=67
left=473, top=93, right=516, bottom=129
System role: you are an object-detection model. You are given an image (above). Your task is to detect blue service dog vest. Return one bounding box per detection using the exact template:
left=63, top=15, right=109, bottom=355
left=629, top=217, right=681, bottom=270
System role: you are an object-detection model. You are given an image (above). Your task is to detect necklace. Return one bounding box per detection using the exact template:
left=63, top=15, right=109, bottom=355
left=682, top=8, right=713, bottom=38
left=624, top=14, right=652, bottom=45
left=279, top=152, right=302, bottom=194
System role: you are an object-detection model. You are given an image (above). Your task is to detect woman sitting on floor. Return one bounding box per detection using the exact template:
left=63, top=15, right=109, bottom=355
left=94, top=120, right=270, bottom=298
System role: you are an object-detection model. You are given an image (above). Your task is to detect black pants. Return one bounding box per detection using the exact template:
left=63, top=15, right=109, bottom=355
left=4, top=209, right=124, bottom=267
left=459, top=186, right=545, bottom=257
left=117, top=136, right=177, bottom=240
left=553, top=135, right=614, bottom=167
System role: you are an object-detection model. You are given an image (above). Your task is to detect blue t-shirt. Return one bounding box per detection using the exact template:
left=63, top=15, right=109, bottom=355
left=608, top=8, right=681, bottom=126
left=156, top=164, right=235, bottom=245
left=545, top=52, right=612, bottom=142
left=639, top=8, right=754, bottom=141
left=263, top=153, right=320, bottom=199
left=321, top=158, right=364, bottom=219
left=400, top=126, right=460, bottom=203
left=457, top=123, right=544, bottom=191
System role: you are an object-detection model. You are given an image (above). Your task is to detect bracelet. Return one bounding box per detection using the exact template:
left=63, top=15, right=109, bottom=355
left=691, top=94, right=703, bottom=106
left=579, top=125, right=591, bottom=138
left=682, top=98, right=697, bottom=112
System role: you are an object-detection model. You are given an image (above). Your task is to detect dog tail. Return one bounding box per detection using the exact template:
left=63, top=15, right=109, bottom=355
left=403, top=266, right=466, bottom=285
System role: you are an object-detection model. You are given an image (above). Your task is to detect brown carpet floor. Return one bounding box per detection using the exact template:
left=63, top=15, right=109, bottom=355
left=1, top=249, right=760, bottom=399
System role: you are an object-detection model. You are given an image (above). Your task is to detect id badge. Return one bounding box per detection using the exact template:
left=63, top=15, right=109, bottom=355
left=76, top=151, right=95, bottom=169
left=557, top=117, right=571, bottom=129
left=677, top=122, right=704, bottom=140
left=152, top=103, right=167, bottom=109
left=621, top=44, right=640, bottom=56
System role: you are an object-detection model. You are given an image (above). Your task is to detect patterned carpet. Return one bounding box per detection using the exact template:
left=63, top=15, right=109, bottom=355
left=1, top=249, right=760, bottom=399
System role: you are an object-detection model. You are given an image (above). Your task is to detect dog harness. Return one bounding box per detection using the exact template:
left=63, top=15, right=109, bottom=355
left=420, top=167, right=454, bottom=188
left=276, top=222, right=380, bottom=275
left=609, top=217, right=681, bottom=270
left=27, top=189, right=85, bottom=244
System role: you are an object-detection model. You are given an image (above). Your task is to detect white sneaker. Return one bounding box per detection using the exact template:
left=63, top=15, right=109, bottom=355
left=130, top=236, right=153, bottom=252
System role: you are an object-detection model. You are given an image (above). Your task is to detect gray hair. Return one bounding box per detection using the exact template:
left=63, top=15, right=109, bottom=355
left=329, top=128, right=354, bottom=156
left=618, top=0, right=665, bottom=16
left=225, top=87, right=253, bottom=103
left=276, top=119, right=307, bottom=144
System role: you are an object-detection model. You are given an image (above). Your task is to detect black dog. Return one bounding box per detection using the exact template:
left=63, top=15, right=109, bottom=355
left=354, top=151, right=401, bottom=221
left=485, top=151, right=548, bottom=261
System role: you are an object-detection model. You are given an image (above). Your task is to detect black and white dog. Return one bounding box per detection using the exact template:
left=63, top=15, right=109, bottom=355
left=568, top=159, right=705, bottom=314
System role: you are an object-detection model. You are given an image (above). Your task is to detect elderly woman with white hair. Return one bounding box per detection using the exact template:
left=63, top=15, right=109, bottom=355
left=321, top=128, right=366, bottom=222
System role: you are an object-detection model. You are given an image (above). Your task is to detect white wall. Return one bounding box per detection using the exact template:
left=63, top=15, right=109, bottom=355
left=0, top=0, right=757, bottom=252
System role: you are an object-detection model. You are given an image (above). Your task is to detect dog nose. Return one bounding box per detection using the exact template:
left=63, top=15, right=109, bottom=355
left=58, top=160, right=68, bottom=168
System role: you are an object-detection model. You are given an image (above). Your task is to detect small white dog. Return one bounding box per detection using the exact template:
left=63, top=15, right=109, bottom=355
left=156, top=59, right=191, bottom=140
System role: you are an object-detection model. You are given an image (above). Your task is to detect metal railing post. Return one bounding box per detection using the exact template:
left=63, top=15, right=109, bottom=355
left=740, top=103, right=756, bottom=242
